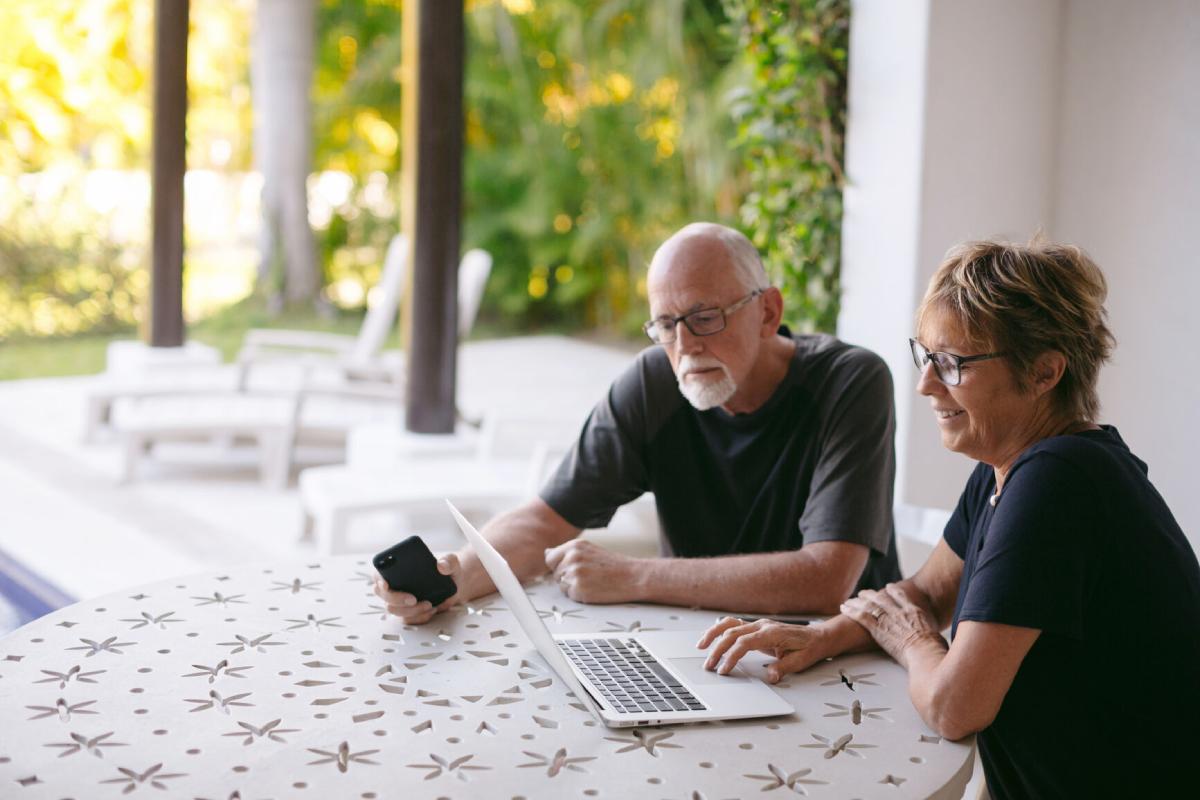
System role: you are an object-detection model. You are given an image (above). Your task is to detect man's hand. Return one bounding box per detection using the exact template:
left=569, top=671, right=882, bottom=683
left=543, top=540, right=645, bottom=604
left=373, top=553, right=463, bottom=624
left=696, top=617, right=829, bottom=683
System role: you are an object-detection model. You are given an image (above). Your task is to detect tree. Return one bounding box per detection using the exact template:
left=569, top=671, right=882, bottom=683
left=723, top=0, right=849, bottom=333
left=458, top=0, right=740, bottom=332
left=251, top=0, right=319, bottom=310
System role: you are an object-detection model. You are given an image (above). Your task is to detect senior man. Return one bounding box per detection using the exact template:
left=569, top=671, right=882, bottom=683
left=377, top=222, right=900, bottom=624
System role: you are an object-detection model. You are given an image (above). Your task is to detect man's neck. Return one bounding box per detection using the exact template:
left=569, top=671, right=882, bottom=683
left=721, top=334, right=797, bottom=415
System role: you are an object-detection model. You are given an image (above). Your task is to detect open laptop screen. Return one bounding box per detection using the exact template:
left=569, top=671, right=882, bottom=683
left=445, top=500, right=599, bottom=713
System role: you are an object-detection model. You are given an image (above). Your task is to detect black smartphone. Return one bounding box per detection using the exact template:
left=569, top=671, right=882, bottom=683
left=372, top=536, right=457, bottom=606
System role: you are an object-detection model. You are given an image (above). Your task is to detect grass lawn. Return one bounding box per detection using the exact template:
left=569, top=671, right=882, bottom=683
left=0, top=298, right=376, bottom=381
left=0, top=298, right=639, bottom=382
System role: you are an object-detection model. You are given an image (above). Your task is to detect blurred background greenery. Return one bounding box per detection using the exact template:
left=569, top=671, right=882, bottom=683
left=0, top=0, right=848, bottom=379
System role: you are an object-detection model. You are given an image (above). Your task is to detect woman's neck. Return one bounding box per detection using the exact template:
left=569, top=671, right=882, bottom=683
left=992, top=414, right=1095, bottom=493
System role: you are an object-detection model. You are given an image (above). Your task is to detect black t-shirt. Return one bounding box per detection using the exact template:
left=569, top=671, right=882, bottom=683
left=540, top=332, right=901, bottom=592
left=944, top=426, right=1200, bottom=799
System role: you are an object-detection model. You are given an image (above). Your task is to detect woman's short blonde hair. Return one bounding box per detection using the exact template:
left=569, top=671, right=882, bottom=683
left=918, top=238, right=1116, bottom=422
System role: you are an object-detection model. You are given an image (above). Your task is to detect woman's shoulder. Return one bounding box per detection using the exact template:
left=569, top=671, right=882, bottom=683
left=1019, top=426, right=1143, bottom=473
left=1008, top=426, right=1149, bottom=502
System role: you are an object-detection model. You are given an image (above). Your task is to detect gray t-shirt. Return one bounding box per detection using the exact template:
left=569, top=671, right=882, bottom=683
left=540, top=331, right=901, bottom=592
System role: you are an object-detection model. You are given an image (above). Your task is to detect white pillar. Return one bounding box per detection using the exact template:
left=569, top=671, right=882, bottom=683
left=840, top=0, right=1065, bottom=513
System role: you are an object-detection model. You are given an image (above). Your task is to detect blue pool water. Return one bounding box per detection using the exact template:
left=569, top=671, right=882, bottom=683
left=0, top=547, right=74, bottom=637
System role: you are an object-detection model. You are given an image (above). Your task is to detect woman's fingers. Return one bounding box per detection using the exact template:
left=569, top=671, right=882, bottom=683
left=695, top=616, right=744, bottom=650
left=869, top=584, right=903, bottom=611
left=715, top=623, right=806, bottom=675
left=841, top=595, right=869, bottom=616
left=881, top=582, right=916, bottom=608
left=840, top=597, right=879, bottom=628
left=698, top=618, right=824, bottom=681
left=702, top=619, right=762, bottom=670
left=767, top=646, right=823, bottom=683
left=714, top=627, right=774, bottom=674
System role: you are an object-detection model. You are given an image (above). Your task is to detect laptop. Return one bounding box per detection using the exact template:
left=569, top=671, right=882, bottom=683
left=445, top=500, right=793, bottom=728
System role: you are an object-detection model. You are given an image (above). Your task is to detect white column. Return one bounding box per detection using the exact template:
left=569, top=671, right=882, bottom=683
left=1054, top=0, right=1200, bottom=554
left=838, top=0, right=932, bottom=504
left=840, top=0, right=1065, bottom=513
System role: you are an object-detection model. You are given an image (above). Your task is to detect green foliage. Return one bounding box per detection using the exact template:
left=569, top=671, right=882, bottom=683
left=460, top=0, right=741, bottom=333
left=0, top=0, right=852, bottom=360
left=0, top=188, right=144, bottom=339
left=309, top=0, right=850, bottom=336
left=314, top=175, right=400, bottom=308
left=0, top=0, right=255, bottom=175
left=313, top=0, right=404, bottom=176
left=0, top=0, right=152, bottom=174
left=723, top=0, right=849, bottom=333
left=310, top=0, right=742, bottom=335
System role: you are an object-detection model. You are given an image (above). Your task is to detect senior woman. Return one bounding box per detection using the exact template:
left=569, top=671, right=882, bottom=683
left=698, top=239, right=1200, bottom=798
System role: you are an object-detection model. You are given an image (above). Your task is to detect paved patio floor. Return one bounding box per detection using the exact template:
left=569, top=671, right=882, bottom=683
left=0, top=335, right=650, bottom=602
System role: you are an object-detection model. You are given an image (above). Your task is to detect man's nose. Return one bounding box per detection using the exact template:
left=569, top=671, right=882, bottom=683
left=673, top=320, right=703, bottom=355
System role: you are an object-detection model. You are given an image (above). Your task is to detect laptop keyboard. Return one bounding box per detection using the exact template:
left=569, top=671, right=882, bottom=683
left=559, top=638, right=707, bottom=715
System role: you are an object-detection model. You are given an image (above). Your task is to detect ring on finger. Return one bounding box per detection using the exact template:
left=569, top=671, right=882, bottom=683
left=871, top=608, right=884, bottom=619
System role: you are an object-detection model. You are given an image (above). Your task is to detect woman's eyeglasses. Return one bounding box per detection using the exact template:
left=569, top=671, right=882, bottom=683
left=908, top=338, right=1006, bottom=386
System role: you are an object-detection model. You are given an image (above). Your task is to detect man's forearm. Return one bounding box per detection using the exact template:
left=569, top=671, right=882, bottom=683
left=450, top=501, right=579, bottom=603
left=637, top=548, right=862, bottom=616
left=451, top=526, right=546, bottom=602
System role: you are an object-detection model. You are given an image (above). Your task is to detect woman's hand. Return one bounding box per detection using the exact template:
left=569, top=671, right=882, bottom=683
left=840, top=583, right=945, bottom=668
left=695, top=617, right=828, bottom=684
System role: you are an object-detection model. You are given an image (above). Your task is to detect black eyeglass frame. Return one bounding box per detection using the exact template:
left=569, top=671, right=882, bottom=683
left=642, top=288, right=766, bottom=345
left=908, top=338, right=1007, bottom=386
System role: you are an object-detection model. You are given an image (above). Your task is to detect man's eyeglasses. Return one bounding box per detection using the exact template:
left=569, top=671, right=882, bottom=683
left=643, top=289, right=765, bottom=345
left=908, top=338, right=1007, bottom=386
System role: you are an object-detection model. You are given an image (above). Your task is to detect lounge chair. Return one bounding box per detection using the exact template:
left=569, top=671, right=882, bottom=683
left=85, top=242, right=492, bottom=443
left=233, top=233, right=411, bottom=387
left=296, top=414, right=576, bottom=554
left=235, top=244, right=492, bottom=387
left=112, top=381, right=403, bottom=488
left=83, top=233, right=407, bottom=442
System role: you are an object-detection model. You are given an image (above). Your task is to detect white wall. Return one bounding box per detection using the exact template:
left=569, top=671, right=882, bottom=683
left=841, top=0, right=1064, bottom=509
left=904, top=0, right=1065, bottom=511
left=1053, top=0, right=1200, bottom=552
left=838, top=0, right=931, bottom=504
left=841, top=0, right=1200, bottom=553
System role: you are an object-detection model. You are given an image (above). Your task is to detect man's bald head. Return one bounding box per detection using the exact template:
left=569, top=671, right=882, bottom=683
left=647, top=222, right=769, bottom=293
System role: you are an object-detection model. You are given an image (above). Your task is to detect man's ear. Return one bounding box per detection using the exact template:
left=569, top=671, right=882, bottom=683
left=760, top=287, right=784, bottom=337
left=1031, top=350, right=1067, bottom=397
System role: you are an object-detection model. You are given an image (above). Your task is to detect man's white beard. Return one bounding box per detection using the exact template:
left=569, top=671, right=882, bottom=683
left=676, top=355, right=737, bottom=411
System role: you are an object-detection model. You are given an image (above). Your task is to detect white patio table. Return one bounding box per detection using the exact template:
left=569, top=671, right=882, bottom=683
left=0, top=555, right=974, bottom=799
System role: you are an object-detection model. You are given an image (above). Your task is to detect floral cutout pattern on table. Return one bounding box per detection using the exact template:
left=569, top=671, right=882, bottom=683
left=0, top=555, right=972, bottom=799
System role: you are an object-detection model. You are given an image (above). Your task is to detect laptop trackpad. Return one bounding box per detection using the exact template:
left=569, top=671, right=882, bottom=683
left=670, top=657, right=754, bottom=686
